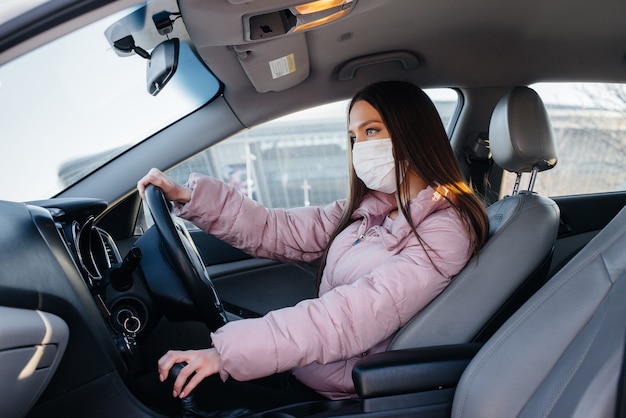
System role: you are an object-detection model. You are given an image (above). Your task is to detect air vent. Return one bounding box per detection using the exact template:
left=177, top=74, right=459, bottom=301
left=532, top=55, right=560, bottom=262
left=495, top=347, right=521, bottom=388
left=97, top=228, right=122, bottom=266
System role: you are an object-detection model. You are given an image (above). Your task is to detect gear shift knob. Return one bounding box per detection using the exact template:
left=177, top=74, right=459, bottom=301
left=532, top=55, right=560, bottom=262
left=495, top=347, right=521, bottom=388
left=167, top=362, right=188, bottom=384
left=166, top=362, right=203, bottom=417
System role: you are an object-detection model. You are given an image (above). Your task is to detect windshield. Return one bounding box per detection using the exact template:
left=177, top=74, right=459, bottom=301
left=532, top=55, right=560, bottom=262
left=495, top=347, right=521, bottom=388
left=0, top=4, right=221, bottom=202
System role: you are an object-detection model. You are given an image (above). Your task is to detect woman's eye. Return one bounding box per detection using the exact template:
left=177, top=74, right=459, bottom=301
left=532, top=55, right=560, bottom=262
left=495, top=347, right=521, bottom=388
left=349, top=135, right=356, bottom=144
left=365, top=128, right=378, bottom=136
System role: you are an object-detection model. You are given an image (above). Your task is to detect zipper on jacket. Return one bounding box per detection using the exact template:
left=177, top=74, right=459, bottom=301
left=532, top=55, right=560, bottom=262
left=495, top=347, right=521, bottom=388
left=352, top=227, right=377, bottom=246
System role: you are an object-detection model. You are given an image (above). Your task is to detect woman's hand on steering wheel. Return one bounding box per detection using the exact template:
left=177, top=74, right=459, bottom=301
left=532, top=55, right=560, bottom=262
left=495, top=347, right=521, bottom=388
left=139, top=174, right=227, bottom=330
left=137, top=168, right=191, bottom=203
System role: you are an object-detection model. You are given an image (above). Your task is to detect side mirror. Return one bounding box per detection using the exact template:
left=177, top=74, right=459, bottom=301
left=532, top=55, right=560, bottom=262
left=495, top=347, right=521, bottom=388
left=146, top=38, right=179, bottom=96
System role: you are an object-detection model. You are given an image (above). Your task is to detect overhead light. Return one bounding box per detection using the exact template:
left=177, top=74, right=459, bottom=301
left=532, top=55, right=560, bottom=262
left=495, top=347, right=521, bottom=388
left=245, top=0, right=356, bottom=41
left=292, top=0, right=355, bottom=32
left=293, top=0, right=353, bottom=15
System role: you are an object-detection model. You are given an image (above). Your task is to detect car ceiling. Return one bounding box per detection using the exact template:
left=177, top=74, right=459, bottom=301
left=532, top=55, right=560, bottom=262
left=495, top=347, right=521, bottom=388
left=2, top=0, right=626, bottom=131
left=175, top=0, right=626, bottom=126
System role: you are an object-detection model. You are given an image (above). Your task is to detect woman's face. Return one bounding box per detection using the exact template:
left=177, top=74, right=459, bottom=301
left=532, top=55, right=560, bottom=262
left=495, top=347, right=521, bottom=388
left=348, top=100, right=390, bottom=144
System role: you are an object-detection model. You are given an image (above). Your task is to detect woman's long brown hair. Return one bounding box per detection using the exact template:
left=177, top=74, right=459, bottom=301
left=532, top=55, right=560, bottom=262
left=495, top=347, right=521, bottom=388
left=316, top=81, right=489, bottom=291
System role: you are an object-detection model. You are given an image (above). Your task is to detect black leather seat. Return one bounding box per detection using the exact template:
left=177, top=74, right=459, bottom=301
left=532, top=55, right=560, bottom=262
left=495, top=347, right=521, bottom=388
left=389, top=86, right=560, bottom=350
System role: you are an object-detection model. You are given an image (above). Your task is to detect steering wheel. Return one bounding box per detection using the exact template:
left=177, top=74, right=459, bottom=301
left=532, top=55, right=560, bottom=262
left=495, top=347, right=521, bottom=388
left=144, top=184, right=227, bottom=331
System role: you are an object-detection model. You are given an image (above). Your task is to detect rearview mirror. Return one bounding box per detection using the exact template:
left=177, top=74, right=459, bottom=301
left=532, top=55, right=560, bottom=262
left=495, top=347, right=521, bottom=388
left=147, top=38, right=179, bottom=96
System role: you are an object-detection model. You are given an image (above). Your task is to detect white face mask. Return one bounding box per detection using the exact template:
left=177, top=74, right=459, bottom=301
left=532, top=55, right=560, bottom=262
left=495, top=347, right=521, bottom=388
left=352, top=138, right=401, bottom=193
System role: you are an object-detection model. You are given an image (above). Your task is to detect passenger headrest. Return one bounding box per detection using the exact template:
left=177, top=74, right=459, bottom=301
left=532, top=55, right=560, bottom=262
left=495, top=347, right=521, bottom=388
left=489, top=86, right=558, bottom=173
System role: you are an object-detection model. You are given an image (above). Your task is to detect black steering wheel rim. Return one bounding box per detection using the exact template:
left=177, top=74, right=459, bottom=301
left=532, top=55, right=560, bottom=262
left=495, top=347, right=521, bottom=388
left=144, top=184, right=227, bottom=331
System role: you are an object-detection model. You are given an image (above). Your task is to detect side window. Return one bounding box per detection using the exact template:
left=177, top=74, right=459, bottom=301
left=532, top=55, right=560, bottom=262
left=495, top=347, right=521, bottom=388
left=167, top=89, right=459, bottom=208
left=503, top=83, right=626, bottom=197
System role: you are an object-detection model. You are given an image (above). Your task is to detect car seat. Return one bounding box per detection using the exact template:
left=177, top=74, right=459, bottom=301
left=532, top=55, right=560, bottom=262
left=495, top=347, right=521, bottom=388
left=349, top=182, right=626, bottom=418
left=389, top=86, right=561, bottom=350
left=451, top=200, right=626, bottom=417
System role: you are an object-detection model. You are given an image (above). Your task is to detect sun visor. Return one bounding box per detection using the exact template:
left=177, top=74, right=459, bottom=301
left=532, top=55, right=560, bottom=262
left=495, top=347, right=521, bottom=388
left=232, top=33, right=310, bottom=93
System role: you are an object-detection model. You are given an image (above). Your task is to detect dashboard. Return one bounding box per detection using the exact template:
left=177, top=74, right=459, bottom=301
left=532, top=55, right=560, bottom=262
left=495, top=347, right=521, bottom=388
left=31, top=198, right=160, bottom=367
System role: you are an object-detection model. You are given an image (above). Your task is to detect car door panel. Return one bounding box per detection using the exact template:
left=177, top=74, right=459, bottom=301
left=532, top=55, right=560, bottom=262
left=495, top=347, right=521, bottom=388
left=191, top=230, right=253, bottom=265
left=551, top=192, right=626, bottom=275
left=190, top=230, right=318, bottom=318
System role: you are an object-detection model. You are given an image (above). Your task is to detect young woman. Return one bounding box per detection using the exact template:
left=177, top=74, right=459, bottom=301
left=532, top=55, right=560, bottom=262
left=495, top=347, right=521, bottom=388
left=137, top=80, right=489, bottom=412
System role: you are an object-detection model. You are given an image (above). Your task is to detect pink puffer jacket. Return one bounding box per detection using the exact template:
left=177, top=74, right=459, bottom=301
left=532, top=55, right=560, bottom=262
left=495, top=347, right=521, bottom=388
left=176, top=173, right=472, bottom=399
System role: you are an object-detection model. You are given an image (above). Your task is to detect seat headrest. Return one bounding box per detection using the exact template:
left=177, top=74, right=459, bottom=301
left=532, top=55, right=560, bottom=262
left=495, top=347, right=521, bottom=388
left=489, top=86, right=558, bottom=173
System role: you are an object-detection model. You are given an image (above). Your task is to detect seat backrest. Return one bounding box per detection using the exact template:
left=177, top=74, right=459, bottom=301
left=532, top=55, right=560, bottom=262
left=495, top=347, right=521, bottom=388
left=389, top=86, right=560, bottom=350
left=452, top=203, right=626, bottom=418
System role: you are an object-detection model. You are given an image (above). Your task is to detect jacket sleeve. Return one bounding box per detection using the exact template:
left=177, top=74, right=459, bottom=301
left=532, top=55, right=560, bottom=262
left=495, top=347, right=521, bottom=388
left=175, top=173, right=344, bottom=263
left=211, top=208, right=471, bottom=382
